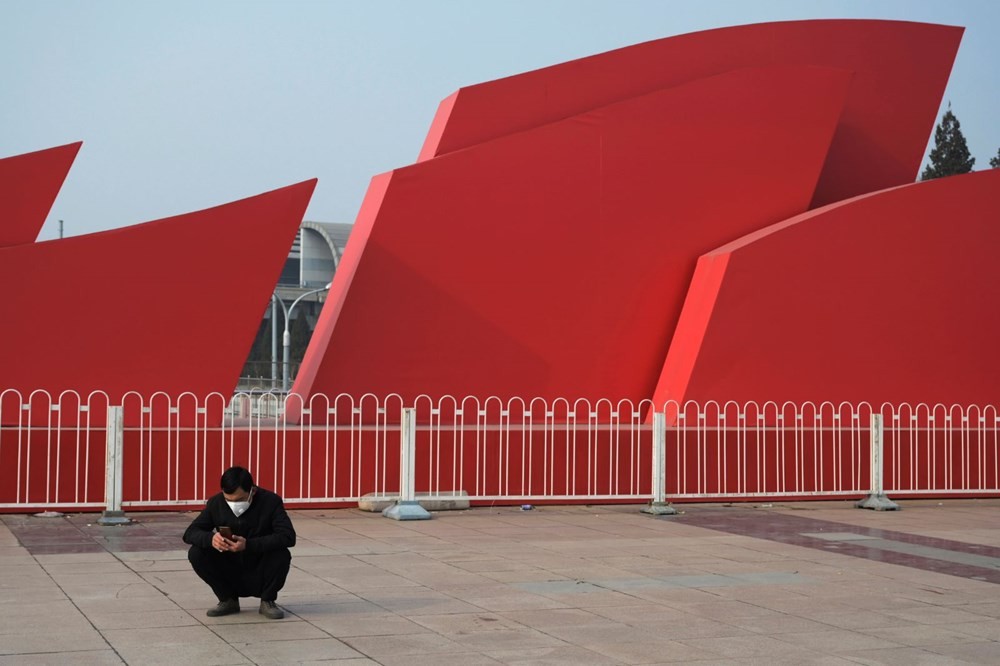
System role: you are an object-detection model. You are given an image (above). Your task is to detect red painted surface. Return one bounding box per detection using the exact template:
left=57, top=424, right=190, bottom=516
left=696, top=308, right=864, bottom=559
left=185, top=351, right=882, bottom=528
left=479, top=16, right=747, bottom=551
left=419, top=20, right=961, bottom=208
left=0, top=142, right=82, bottom=247
left=654, top=170, right=1000, bottom=410
left=293, top=66, right=851, bottom=415
left=0, top=180, right=316, bottom=425
left=0, top=428, right=108, bottom=508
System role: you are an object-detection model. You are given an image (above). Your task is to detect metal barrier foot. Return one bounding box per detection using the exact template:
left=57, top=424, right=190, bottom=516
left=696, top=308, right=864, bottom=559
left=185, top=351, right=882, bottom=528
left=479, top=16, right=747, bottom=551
left=382, top=500, right=431, bottom=521
left=641, top=501, right=677, bottom=516
left=855, top=494, right=900, bottom=511
left=97, top=510, right=132, bottom=525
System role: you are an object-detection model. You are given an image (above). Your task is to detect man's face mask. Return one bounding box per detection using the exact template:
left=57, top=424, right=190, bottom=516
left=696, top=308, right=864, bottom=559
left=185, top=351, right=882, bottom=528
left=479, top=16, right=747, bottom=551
left=226, top=487, right=254, bottom=517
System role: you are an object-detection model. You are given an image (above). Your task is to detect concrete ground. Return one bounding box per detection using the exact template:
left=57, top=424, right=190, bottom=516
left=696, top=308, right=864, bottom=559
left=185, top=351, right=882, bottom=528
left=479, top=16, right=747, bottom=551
left=1, top=499, right=999, bottom=665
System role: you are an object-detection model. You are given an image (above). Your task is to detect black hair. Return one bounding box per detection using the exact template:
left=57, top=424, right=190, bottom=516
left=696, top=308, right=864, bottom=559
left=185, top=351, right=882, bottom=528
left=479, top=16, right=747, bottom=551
left=220, top=466, right=254, bottom=494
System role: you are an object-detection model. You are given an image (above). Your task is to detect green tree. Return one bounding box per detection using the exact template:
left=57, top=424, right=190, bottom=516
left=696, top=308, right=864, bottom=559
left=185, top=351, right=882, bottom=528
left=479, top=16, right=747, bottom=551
left=921, top=104, right=975, bottom=180
left=242, top=317, right=276, bottom=379
left=288, top=310, right=313, bottom=377
left=990, top=148, right=1000, bottom=169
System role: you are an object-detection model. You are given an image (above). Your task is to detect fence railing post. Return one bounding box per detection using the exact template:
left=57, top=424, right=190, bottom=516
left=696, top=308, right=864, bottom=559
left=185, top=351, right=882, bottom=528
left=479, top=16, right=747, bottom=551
left=383, top=407, right=431, bottom=521
left=856, top=412, right=900, bottom=511
left=98, top=405, right=131, bottom=525
left=642, top=410, right=676, bottom=515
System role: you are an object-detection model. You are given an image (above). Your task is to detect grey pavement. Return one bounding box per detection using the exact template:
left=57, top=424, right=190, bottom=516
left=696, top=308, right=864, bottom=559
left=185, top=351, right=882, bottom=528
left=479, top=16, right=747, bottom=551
left=2, top=499, right=1000, bottom=665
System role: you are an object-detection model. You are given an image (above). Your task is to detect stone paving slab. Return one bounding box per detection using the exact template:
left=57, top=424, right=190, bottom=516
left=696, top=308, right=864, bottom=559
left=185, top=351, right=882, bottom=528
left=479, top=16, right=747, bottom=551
left=0, top=499, right=999, bottom=664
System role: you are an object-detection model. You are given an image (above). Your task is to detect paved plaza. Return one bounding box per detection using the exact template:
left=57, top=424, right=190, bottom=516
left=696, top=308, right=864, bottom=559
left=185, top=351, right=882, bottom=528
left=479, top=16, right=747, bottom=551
left=1, top=499, right=999, bottom=665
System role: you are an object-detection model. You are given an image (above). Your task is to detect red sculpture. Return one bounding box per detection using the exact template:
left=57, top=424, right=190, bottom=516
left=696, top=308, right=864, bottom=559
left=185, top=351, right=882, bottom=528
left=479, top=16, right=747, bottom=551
left=4, top=20, right=986, bottom=429
left=0, top=142, right=81, bottom=247
left=292, top=66, right=851, bottom=411
left=654, top=169, right=1000, bottom=409
left=419, top=20, right=961, bottom=208
left=1, top=180, right=316, bottom=424
left=294, top=19, right=980, bottom=420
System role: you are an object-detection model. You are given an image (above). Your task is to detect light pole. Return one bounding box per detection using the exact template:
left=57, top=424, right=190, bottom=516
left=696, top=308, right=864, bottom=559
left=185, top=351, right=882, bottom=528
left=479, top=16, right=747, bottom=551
left=281, top=283, right=331, bottom=392
left=270, top=295, right=282, bottom=388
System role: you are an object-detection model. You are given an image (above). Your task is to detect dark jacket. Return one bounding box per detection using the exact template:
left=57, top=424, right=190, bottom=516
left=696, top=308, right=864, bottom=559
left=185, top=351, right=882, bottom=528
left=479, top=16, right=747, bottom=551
left=183, top=486, right=296, bottom=554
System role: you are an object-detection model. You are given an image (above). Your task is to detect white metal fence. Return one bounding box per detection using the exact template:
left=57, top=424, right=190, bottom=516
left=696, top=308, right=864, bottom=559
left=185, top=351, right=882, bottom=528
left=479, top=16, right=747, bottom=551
left=1, top=390, right=998, bottom=513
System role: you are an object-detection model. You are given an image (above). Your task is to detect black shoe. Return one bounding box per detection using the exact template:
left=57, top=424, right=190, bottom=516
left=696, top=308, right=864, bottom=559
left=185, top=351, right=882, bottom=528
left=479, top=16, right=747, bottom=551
left=206, top=598, right=240, bottom=617
left=259, top=599, right=284, bottom=620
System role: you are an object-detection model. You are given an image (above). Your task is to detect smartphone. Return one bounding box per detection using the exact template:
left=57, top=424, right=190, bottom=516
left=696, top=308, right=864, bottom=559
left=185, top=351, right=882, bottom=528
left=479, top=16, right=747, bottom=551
left=217, top=526, right=237, bottom=542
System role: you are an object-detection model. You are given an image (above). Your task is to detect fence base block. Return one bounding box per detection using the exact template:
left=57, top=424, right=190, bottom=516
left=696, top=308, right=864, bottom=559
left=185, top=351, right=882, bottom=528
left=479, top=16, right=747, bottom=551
left=97, top=510, right=132, bottom=526
left=382, top=501, right=432, bottom=521
left=855, top=494, right=900, bottom=511
left=641, top=501, right=678, bottom=516
left=360, top=491, right=469, bottom=513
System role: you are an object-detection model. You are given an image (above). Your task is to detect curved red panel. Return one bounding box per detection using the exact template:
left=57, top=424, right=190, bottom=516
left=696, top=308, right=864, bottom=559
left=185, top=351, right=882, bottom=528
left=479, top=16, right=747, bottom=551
left=0, top=142, right=82, bottom=247
left=293, top=66, right=851, bottom=412
left=0, top=180, right=316, bottom=424
left=653, top=169, right=1000, bottom=409
left=419, top=20, right=961, bottom=208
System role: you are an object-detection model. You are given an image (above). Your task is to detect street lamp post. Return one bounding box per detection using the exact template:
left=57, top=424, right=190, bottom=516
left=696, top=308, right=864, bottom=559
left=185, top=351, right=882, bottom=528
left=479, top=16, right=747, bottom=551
left=280, top=283, right=331, bottom=393
left=270, top=295, right=281, bottom=387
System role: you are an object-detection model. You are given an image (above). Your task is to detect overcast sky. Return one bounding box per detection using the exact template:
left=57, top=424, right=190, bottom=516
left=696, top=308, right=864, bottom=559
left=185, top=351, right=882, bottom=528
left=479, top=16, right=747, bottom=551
left=2, top=0, right=998, bottom=240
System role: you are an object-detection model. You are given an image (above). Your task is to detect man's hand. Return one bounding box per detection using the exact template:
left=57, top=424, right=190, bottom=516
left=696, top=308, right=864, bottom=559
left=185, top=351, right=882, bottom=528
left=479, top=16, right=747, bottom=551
left=211, top=532, right=234, bottom=552
left=211, top=533, right=247, bottom=552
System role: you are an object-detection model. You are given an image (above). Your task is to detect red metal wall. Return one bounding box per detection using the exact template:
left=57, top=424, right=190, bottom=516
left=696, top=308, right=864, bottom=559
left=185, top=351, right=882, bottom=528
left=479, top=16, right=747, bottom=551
left=294, top=66, right=850, bottom=410
left=0, top=181, right=315, bottom=426
left=655, top=170, right=1000, bottom=409
left=419, top=20, right=961, bottom=209
left=0, top=142, right=81, bottom=247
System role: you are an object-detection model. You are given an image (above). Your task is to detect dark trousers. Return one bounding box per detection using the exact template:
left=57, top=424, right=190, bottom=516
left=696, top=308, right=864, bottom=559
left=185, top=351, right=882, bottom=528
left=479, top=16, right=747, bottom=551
left=188, top=545, right=291, bottom=602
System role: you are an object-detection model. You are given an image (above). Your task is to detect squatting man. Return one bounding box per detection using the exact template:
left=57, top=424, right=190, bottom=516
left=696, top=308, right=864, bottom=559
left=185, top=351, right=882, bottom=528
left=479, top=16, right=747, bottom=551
left=183, top=466, right=296, bottom=619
